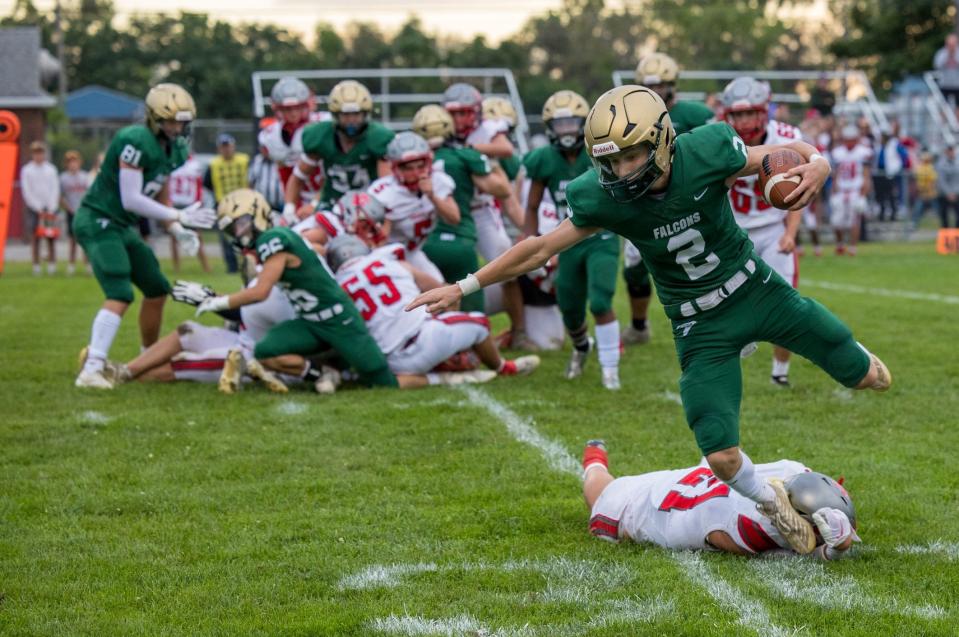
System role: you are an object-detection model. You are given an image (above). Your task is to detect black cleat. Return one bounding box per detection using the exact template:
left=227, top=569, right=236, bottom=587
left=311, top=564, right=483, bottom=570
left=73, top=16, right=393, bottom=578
left=770, top=374, right=791, bottom=388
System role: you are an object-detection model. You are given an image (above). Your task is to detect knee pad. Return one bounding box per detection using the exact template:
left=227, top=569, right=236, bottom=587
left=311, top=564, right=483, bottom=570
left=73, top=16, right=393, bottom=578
left=627, top=279, right=652, bottom=299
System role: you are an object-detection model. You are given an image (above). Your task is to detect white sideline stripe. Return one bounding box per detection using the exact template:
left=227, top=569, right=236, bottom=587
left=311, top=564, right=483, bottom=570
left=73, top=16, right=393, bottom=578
left=673, top=552, right=793, bottom=637
left=80, top=410, right=111, bottom=424
left=896, top=540, right=959, bottom=560
left=338, top=563, right=437, bottom=590
left=749, top=558, right=945, bottom=620
left=458, top=386, right=784, bottom=637
left=274, top=401, right=307, bottom=416
left=803, top=279, right=959, bottom=305
left=372, top=614, right=488, bottom=636
left=458, top=386, right=582, bottom=478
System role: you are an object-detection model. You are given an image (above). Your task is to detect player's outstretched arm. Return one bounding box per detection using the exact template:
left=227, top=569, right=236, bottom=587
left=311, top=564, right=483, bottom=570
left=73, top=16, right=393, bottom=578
left=726, top=140, right=831, bottom=210
left=406, top=219, right=598, bottom=314
left=196, top=254, right=286, bottom=316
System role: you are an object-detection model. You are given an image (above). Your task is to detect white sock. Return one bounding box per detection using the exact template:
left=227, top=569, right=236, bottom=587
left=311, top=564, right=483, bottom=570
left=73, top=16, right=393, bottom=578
left=32, top=263, right=41, bottom=275
left=772, top=358, right=790, bottom=377
left=46, top=262, right=56, bottom=274
left=723, top=451, right=775, bottom=505
left=83, top=309, right=122, bottom=374
left=595, top=321, right=620, bottom=370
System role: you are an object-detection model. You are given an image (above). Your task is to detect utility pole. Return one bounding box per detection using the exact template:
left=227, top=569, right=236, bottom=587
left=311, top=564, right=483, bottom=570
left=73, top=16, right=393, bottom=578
left=55, top=0, right=66, bottom=105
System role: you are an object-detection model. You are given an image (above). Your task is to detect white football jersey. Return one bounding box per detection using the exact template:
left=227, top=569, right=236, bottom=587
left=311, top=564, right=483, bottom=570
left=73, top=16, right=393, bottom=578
left=730, top=120, right=803, bottom=230
left=168, top=157, right=204, bottom=208
left=335, top=248, right=427, bottom=355
left=368, top=171, right=455, bottom=251
left=240, top=280, right=296, bottom=345
left=466, top=119, right=511, bottom=211
left=258, top=112, right=331, bottom=201
left=590, top=459, right=810, bottom=554
left=830, top=144, right=873, bottom=193
left=292, top=209, right=346, bottom=239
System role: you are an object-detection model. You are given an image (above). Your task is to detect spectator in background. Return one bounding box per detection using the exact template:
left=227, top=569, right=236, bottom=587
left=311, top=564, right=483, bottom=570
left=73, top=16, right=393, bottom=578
left=874, top=126, right=909, bottom=222
left=934, top=33, right=959, bottom=115
left=168, top=155, right=211, bottom=273
left=936, top=145, right=959, bottom=227
left=204, top=133, right=249, bottom=273
left=810, top=75, right=836, bottom=117
left=911, top=151, right=938, bottom=230
left=58, top=150, right=90, bottom=275
left=21, top=141, right=60, bottom=276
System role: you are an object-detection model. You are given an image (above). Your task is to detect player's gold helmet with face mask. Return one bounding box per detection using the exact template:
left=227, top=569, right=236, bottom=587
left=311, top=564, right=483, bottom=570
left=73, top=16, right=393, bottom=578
left=145, top=83, right=196, bottom=138
left=412, top=104, right=455, bottom=149
left=585, top=85, right=675, bottom=203
left=482, top=96, right=518, bottom=130
left=217, top=188, right=273, bottom=249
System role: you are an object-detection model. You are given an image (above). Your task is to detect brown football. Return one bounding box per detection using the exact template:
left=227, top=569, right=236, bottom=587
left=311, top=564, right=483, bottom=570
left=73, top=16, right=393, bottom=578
left=757, top=149, right=804, bottom=209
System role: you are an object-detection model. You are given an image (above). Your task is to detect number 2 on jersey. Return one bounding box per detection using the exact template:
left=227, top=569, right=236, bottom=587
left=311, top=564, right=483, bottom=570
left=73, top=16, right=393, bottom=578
left=667, top=228, right=720, bottom=281
left=341, top=260, right=401, bottom=320
left=658, top=467, right=730, bottom=511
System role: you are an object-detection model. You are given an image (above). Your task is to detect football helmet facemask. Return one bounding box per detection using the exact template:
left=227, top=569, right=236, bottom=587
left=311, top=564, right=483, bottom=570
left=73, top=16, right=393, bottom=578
left=217, top=188, right=273, bottom=250
left=543, top=90, right=590, bottom=151
left=721, top=77, right=771, bottom=145
left=443, top=83, right=483, bottom=140
left=585, top=85, right=675, bottom=203
left=387, top=131, right=433, bottom=192
left=333, top=190, right=387, bottom=246
left=145, top=83, right=196, bottom=139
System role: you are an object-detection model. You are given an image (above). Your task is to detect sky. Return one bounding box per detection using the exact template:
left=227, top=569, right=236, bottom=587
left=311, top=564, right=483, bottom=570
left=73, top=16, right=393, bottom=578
left=11, top=0, right=564, bottom=43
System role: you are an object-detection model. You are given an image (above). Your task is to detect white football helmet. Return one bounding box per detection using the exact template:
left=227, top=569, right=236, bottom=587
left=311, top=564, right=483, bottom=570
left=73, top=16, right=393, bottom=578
left=721, top=77, right=771, bottom=145
left=784, top=471, right=857, bottom=529
left=326, top=234, right=371, bottom=273
left=443, top=83, right=483, bottom=139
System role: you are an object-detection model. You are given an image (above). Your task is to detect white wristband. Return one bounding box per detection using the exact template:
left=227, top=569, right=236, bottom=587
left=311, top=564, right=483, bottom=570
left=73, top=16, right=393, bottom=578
left=809, top=152, right=826, bottom=164
left=456, top=273, right=481, bottom=296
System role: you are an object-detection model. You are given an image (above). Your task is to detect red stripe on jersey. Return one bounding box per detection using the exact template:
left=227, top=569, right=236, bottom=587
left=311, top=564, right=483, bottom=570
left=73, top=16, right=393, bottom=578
left=589, top=514, right=620, bottom=541
left=737, top=514, right=779, bottom=553
left=170, top=358, right=225, bottom=372
left=434, top=312, right=490, bottom=330
left=315, top=213, right=338, bottom=237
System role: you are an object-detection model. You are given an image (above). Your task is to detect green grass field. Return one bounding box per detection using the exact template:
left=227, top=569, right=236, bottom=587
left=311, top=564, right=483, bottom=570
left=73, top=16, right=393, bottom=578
left=1, top=241, right=958, bottom=636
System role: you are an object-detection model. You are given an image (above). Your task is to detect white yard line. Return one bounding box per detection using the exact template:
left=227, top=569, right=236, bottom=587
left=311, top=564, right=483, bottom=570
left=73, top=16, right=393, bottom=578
left=803, top=279, right=959, bottom=305
left=896, top=540, right=959, bottom=560
left=274, top=400, right=308, bottom=416
left=338, top=563, right=437, bottom=591
left=457, top=386, right=787, bottom=637
left=372, top=614, right=490, bottom=637
left=80, top=410, right=111, bottom=424
left=458, top=386, right=582, bottom=478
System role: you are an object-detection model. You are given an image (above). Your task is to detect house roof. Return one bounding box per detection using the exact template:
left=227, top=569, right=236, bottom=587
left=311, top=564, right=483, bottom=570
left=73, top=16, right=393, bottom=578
left=0, top=27, right=56, bottom=109
left=66, top=85, right=145, bottom=121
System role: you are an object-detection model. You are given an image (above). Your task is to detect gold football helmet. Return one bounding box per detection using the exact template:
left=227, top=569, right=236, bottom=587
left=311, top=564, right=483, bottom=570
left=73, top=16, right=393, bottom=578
left=482, top=96, right=518, bottom=130
left=329, top=80, right=373, bottom=137
left=412, top=104, right=455, bottom=149
left=542, top=90, right=590, bottom=151
left=636, top=52, right=680, bottom=106
left=217, top=188, right=273, bottom=249
left=585, top=85, right=675, bottom=202
left=145, top=83, right=196, bottom=136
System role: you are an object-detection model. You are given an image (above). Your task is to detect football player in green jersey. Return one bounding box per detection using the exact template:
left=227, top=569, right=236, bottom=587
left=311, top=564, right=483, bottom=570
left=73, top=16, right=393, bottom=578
left=408, top=85, right=892, bottom=555
left=284, top=80, right=395, bottom=220
left=411, top=105, right=517, bottom=314
left=195, top=192, right=398, bottom=390
left=74, top=83, right=217, bottom=389
left=524, top=90, right=622, bottom=389
left=622, top=52, right=717, bottom=346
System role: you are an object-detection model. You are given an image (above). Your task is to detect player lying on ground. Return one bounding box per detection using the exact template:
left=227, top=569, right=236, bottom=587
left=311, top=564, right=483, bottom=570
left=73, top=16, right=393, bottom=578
left=408, top=85, right=891, bottom=555
left=326, top=234, right=540, bottom=387
left=74, top=83, right=217, bottom=389
left=581, top=440, right=859, bottom=561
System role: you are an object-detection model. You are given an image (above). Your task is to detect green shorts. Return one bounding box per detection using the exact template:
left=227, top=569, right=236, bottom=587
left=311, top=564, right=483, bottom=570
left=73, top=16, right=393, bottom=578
left=422, top=232, right=483, bottom=313
left=668, top=258, right=871, bottom=456
left=555, top=232, right=620, bottom=330
left=254, top=310, right=397, bottom=388
left=72, top=208, right=171, bottom=303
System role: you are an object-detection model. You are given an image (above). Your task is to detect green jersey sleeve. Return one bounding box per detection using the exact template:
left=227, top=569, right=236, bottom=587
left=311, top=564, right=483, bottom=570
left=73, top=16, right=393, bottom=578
left=522, top=147, right=548, bottom=182
left=566, top=169, right=608, bottom=229
left=670, top=100, right=715, bottom=135
left=255, top=228, right=295, bottom=262
left=460, top=147, right=492, bottom=176
left=365, top=122, right=395, bottom=158
left=300, top=121, right=332, bottom=158
left=500, top=154, right=522, bottom=181
left=677, top=123, right=748, bottom=186
left=113, top=126, right=157, bottom=170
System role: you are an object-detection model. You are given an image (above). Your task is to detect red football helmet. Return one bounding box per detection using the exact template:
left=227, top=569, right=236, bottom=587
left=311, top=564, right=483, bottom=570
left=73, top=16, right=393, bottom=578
left=333, top=190, right=387, bottom=246
left=387, top=131, right=433, bottom=192
left=270, top=77, right=315, bottom=130
left=721, top=77, right=771, bottom=145
left=443, top=83, right=483, bottom=140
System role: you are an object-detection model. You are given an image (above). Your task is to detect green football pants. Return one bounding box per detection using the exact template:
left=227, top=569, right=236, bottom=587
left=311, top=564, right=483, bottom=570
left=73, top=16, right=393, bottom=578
left=422, top=232, right=484, bottom=313
left=555, top=232, right=620, bottom=331
left=669, top=258, right=871, bottom=456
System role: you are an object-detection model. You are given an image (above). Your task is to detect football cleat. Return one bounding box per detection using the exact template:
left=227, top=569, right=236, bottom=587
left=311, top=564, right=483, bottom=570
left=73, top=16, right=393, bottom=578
left=218, top=348, right=245, bottom=395
left=601, top=367, right=621, bottom=391
left=508, top=328, right=540, bottom=352
left=499, top=355, right=541, bottom=377
left=432, top=370, right=497, bottom=386
left=246, top=358, right=288, bottom=393
left=621, top=324, right=651, bottom=345
left=740, top=342, right=758, bottom=359
left=108, top=361, right=133, bottom=385
left=566, top=337, right=594, bottom=380
left=314, top=366, right=342, bottom=395
left=868, top=353, right=892, bottom=392
left=75, top=368, right=114, bottom=389
left=770, top=374, right=790, bottom=388
left=757, top=478, right=816, bottom=554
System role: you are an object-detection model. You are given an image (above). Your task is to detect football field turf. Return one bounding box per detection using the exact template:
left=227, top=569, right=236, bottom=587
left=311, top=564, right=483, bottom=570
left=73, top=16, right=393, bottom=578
left=1, top=241, right=957, bottom=636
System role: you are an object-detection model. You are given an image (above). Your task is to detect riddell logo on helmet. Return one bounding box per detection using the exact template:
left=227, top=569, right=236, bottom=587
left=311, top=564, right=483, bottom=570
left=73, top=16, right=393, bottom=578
left=591, top=141, right=621, bottom=157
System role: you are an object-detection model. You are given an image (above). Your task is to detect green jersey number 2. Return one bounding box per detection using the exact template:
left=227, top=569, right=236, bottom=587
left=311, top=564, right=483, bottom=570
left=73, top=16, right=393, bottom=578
left=667, top=228, right=720, bottom=281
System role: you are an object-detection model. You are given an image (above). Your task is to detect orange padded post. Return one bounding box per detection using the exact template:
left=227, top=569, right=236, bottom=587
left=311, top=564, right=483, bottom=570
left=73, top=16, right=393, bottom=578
left=0, top=110, right=21, bottom=274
